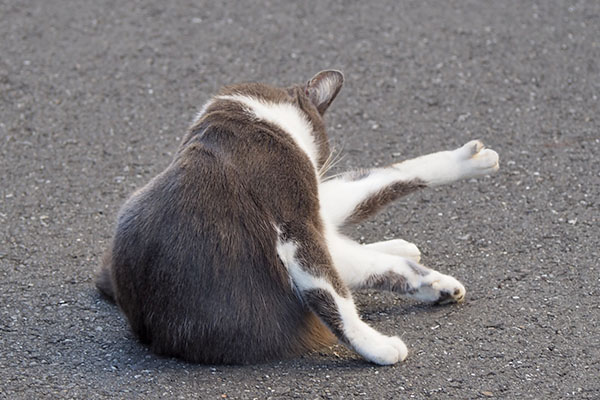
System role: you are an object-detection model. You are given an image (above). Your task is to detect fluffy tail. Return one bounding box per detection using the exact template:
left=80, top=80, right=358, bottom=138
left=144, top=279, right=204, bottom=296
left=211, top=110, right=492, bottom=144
left=95, top=248, right=116, bottom=302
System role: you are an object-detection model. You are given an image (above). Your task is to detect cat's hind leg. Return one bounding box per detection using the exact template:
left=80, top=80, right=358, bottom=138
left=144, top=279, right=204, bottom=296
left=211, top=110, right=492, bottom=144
left=276, top=226, right=408, bottom=365
left=328, top=233, right=465, bottom=304
left=319, top=140, right=499, bottom=227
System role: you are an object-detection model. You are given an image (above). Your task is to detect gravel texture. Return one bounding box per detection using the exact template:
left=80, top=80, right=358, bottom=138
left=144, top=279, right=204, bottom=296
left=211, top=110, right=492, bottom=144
left=1, top=0, right=599, bottom=398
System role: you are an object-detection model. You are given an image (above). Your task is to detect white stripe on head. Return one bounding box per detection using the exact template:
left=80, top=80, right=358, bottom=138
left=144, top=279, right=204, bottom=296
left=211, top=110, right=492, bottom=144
left=217, top=94, right=319, bottom=168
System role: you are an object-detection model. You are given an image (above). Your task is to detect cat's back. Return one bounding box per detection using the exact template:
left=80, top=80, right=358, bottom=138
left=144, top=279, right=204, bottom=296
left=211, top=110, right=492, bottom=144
left=108, top=86, right=333, bottom=364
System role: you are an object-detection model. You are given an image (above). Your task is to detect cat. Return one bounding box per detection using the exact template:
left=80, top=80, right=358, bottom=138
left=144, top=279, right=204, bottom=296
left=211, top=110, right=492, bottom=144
left=96, top=70, right=499, bottom=365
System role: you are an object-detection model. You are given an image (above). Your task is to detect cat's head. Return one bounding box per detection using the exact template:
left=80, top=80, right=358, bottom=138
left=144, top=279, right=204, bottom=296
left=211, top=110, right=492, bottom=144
left=290, top=70, right=344, bottom=167
left=214, top=70, right=344, bottom=168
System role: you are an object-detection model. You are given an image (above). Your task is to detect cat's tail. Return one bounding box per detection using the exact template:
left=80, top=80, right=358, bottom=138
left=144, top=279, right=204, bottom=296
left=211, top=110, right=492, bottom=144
left=95, top=247, right=116, bottom=302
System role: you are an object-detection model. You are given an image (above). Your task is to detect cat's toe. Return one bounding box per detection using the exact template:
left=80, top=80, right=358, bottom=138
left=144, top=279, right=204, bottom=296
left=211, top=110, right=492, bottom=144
left=469, top=140, right=485, bottom=155
left=458, top=140, right=485, bottom=158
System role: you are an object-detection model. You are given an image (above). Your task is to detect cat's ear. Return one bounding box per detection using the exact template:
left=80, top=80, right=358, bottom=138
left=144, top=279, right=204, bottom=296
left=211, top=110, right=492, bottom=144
left=305, top=70, right=344, bottom=115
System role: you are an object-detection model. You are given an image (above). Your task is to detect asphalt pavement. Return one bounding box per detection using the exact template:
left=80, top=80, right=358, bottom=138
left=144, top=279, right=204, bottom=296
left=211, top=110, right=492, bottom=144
left=1, top=0, right=599, bottom=398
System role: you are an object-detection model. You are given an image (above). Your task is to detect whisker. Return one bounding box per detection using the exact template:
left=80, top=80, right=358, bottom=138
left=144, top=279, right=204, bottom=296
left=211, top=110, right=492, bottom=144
left=318, top=141, right=346, bottom=180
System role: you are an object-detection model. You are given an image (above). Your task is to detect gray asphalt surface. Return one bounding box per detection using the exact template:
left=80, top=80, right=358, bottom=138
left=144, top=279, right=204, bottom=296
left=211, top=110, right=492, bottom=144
left=1, top=0, right=599, bottom=398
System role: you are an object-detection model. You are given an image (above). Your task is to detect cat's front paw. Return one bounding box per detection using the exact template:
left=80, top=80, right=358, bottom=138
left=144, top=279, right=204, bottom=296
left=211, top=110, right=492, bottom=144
left=454, top=140, right=499, bottom=179
left=359, top=335, right=408, bottom=365
left=412, top=271, right=466, bottom=304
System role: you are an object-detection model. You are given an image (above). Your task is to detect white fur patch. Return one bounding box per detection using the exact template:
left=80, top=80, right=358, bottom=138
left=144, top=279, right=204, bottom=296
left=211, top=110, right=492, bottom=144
left=366, top=239, right=421, bottom=262
left=275, top=238, right=298, bottom=271
left=326, top=232, right=407, bottom=288
left=217, top=94, right=319, bottom=168
left=192, top=99, right=214, bottom=125
left=275, top=235, right=298, bottom=291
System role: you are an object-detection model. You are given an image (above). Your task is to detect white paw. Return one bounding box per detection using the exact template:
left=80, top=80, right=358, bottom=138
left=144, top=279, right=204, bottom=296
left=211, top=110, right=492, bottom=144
left=454, top=140, right=499, bottom=179
left=367, top=239, right=421, bottom=262
left=349, top=320, right=409, bottom=365
left=412, top=271, right=466, bottom=304
left=358, top=335, right=408, bottom=365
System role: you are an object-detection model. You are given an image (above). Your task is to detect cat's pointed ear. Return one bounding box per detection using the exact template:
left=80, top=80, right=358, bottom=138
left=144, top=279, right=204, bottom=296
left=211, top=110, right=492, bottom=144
left=305, top=70, right=344, bottom=115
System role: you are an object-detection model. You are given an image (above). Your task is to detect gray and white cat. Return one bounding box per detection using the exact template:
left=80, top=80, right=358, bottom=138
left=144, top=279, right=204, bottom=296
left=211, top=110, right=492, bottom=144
left=97, top=70, right=499, bottom=365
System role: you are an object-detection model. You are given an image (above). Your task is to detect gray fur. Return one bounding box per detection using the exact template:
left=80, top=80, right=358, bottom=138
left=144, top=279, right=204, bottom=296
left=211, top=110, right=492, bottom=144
left=98, top=73, right=344, bottom=364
